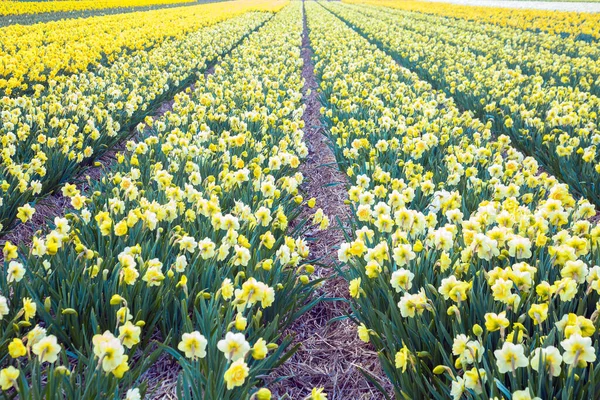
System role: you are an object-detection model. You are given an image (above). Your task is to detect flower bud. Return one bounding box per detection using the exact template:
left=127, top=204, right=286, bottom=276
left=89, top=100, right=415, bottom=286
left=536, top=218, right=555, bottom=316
left=110, top=295, right=124, bottom=305
left=262, top=259, right=273, bottom=271
left=44, top=297, right=52, bottom=312
left=413, top=240, right=423, bottom=252
left=235, top=314, right=247, bottom=331
left=55, top=366, right=71, bottom=376
left=433, top=365, right=448, bottom=375
left=256, top=388, right=271, bottom=400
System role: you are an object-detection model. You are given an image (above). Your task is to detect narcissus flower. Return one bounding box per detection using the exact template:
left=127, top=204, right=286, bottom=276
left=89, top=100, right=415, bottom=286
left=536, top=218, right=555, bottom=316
left=395, top=345, right=410, bottom=372
left=560, top=334, right=596, bottom=367
left=125, top=388, right=141, bottom=400
left=22, top=297, right=36, bottom=321
left=7, top=261, right=26, bottom=283
left=306, top=388, right=327, bottom=400
left=92, top=331, right=126, bottom=373
left=223, top=359, right=249, bottom=390
left=530, top=346, right=562, bottom=377
left=119, top=321, right=141, bottom=349
left=349, top=277, right=362, bottom=298
left=494, top=342, right=528, bottom=374
left=8, top=338, right=27, bottom=358
left=217, top=332, right=250, bottom=361
left=178, top=331, right=207, bottom=360
left=512, top=389, right=542, bottom=400
left=252, top=338, right=268, bottom=360
left=0, top=366, right=20, bottom=391
left=32, top=335, right=61, bottom=363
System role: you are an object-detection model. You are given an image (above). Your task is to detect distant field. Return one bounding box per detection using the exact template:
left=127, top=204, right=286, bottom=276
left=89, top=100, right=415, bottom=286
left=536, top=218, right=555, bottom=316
left=0, top=0, right=197, bottom=16
left=0, top=1, right=203, bottom=27
left=517, top=0, right=600, bottom=2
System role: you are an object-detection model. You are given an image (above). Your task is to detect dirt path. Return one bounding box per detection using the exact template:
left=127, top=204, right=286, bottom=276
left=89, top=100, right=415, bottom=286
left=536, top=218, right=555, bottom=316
left=425, top=0, right=600, bottom=12
left=269, top=2, right=390, bottom=399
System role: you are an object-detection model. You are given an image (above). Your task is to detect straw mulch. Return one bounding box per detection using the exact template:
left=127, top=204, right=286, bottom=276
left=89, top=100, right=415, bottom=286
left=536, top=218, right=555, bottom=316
left=268, top=5, right=392, bottom=399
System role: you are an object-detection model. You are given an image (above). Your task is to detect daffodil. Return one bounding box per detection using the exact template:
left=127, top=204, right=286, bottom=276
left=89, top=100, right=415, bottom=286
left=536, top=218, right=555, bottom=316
left=530, top=346, right=562, bottom=377
left=560, top=334, right=596, bottom=367
left=0, top=366, right=19, bottom=391
left=32, top=335, right=61, bottom=363
left=223, top=359, right=249, bottom=390
left=494, top=342, right=528, bottom=375
left=217, top=332, right=250, bottom=362
left=177, top=331, right=207, bottom=360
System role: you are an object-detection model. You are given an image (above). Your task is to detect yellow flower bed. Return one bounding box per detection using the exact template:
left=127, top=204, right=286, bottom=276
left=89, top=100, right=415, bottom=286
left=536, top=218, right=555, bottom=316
left=0, top=0, right=196, bottom=16
left=1, top=3, right=319, bottom=398
left=342, top=0, right=600, bottom=40
left=308, top=2, right=600, bottom=399
left=326, top=2, right=600, bottom=207
left=0, top=0, right=285, bottom=95
left=0, top=7, right=277, bottom=234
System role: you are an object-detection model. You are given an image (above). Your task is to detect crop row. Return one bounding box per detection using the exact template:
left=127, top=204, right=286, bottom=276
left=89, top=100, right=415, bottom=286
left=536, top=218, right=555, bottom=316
left=308, top=2, right=600, bottom=399
left=352, top=4, right=600, bottom=93
left=325, top=2, right=600, bottom=208
left=342, top=0, right=600, bottom=40
left=0, top=0, right=284, bottom=96
left=0, top=3, right=320, bottom=399
left=0, top=0, right=195, bottom=16
left=0, top=9, right=272, bottom=235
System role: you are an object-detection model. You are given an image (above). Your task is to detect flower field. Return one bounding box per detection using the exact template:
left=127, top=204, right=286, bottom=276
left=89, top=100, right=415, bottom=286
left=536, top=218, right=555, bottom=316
left=0, top=0, right=599, bottom=399
left=0, top=0, right=197, bottom=16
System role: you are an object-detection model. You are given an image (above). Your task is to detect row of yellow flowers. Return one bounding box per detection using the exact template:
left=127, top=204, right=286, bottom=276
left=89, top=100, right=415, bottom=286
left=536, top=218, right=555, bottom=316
left=0, top=0, right=285, bottom=95
left=308, top=2, right=599, bottom=399
left=1, top=3, right=324, bottom=398
left=342, top=0, right=600, bottom=40
left=347, top=4, right=600, bottom=93
left=0, top=0, right=195, bottom=16
left=326, top=2, right=600, bottom=208
left=0, top=8, right=273, bottom=235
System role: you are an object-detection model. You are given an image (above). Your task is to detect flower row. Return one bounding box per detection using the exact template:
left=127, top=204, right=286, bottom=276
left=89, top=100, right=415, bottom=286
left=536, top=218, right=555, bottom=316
left=0, top=0, right=284, bottom=95
left=354, top=3, right=600, bottom=95
left=0, top=0, right=195, bottom=16
left=1, top=3, right=320, bottom=398
left=342, top=0, right=600, bottom=40
left=0, top=10, right=271, bottom=235
left=307, top=2, right=599, bottom=399
left=326, top=2, right=600, bottom=207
